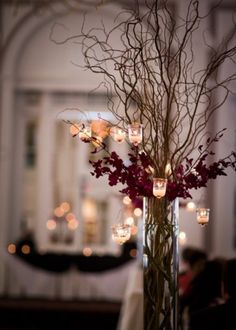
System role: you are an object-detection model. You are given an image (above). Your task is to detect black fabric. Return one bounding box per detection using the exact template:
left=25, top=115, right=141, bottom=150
left=0, top=299, right=121, bottom=330
left=189, top=298, right=236, bottom=330
left=14, top=236, right=137, bottom=273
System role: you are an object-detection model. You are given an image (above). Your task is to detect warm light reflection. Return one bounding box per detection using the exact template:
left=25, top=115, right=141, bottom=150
left=186, top=201, right=196, bottom=211
left=123, top=196, right=131, bottom=205
left=21, top=245, right=31, bottom=254
left=7, top=243, right=16, bottom=254
left=46, top=219, right=57, bottom=230
left=54, top=207, right=64, bottom=218
left=68, top=219, right=79, bottom=230
left=178, top=231, right=187, bottom=245
left=129, top=249, right=137, bottom=258
left=83, top=247, right=92, bottom=256
left=134, top=208, right=142, bottom=217
left=82, top=199, right=97, bottom=218
left=69, top=124, right=80, bottom=136
left=124, top=217, right=134, bottom=226
left=131, top=225, right=138, bottom=235
left=66, top=212, right=76, bottom=222
left=91, top=120, right=109, bottom=138
left=60, top=202, right=70, bottom=213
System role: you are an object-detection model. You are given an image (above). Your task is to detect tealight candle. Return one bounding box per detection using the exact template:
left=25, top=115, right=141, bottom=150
left=128, top=123, right=143, bottom=146
left=196, top=208, right=210, bottom=226
left=153, top=178, right=167, bottom=198
left=111, top=127, right=126, bottom=143
left=111, top=224, right=131, bottom=245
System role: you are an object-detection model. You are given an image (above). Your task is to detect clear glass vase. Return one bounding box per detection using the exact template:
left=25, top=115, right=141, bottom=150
left=143, top=196, right=179, bottom=330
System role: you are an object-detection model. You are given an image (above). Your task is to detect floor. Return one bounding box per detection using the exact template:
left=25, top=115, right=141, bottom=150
left=0, top=298, right=121, bottom=330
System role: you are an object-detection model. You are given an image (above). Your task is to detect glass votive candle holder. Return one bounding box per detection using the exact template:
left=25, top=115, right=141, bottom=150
left=79, top=124, right=92, bottom=142
left=196, top=208, right=210, bottom=226
left=111, top=224, right=131, bottom=245
left=128, top=123, right=143, bottom=146
left=110, top=127, right=126, bottom=143
left=153, top=178, right=167, bottom=199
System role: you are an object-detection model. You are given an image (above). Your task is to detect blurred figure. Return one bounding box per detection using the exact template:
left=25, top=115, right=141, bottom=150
left=179, top=247, right=207, bottom=329
left=189, top=258, right=236, bottom=330
left=187, top=259, right=225, bottom=313
left=179, top=247, right=207, bottom=297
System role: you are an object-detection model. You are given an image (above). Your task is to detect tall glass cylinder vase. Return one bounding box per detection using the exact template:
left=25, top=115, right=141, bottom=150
left=143, top=196, right=179, bottom=330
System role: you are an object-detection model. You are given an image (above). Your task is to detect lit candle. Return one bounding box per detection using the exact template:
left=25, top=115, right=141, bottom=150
left=112, top=224, right=131, bottom=245
left=153, top=178, right=167, bottom=198
left=128, top=123, right=143, bottom=146
left=196, top=208, right=210, bottom=226
left=112, top=127, right=126, bottom=143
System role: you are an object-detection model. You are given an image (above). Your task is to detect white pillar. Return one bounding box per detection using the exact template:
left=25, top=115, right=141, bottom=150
left=0, top=80, right=15, bottom=293
left=35, top=93, right=55, bottom=250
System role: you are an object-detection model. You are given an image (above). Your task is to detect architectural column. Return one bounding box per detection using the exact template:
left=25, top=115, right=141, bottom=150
left=0, top=80, right=15, bottom=293
left=35, top=93, right=55, bottom=250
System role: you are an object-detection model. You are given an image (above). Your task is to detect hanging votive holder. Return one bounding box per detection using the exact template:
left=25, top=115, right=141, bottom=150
left=110, top=126, right=126, bottom=143
left=128, top=123, right=143, bottom=146
left=196, top=208, right=210, bottom=226
left=79, top=124, right=92, bottom=142
left=153, top=178, right=167, bottom=199
left=111, top=224, right=131, bottom=245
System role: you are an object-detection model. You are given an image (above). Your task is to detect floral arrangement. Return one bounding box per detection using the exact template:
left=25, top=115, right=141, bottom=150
left=51, top=0, right=236, bottom=327
left=89, top=128, right=236, bottom=202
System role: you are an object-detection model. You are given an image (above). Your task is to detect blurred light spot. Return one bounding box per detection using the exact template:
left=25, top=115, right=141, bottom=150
left=68, top=219, right=79, bottom=230
left=70, top=124, right=80, bottom=136
left=21, top=245, right=31, bottom=254
left=60, top=202, right=70, bottom=213
left=54, top=207, right=64, bottom=218
left=83, top=247, right=92, bottom=257
left=186, top=201, right=196, bottom=211
left=134, top=208, right=142, bottom=217
left=123, top=196, right=131, bottom=205
left=66, top=212, right=75, bottom=222
left=7, top=243, right=16, bottom=254
left=125, top=217, right=134, bottom=226
left=178, top=231, right=187, bottom=246
left=46, top=219, right=57, bottom=230
left=131, top=225, right=138, bottom=235
left=129, top=249, right=137, bottom=258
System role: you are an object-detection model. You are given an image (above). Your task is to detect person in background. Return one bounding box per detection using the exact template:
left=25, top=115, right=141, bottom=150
left=178, top=247, right=207, bottom=329
left=189, top=258, right=236, bottom=330
left=187, top=258, right=225, bottom=314
left=179, top=247, right=207, bottom=297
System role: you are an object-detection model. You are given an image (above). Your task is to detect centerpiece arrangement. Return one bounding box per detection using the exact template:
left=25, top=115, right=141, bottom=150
left=51, top=0, right=236, bottom=328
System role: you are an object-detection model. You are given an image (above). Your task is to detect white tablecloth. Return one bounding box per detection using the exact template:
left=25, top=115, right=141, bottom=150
left=2, top=252, right=138, bottom=302
left=117, top=264, right=143, bottom=330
